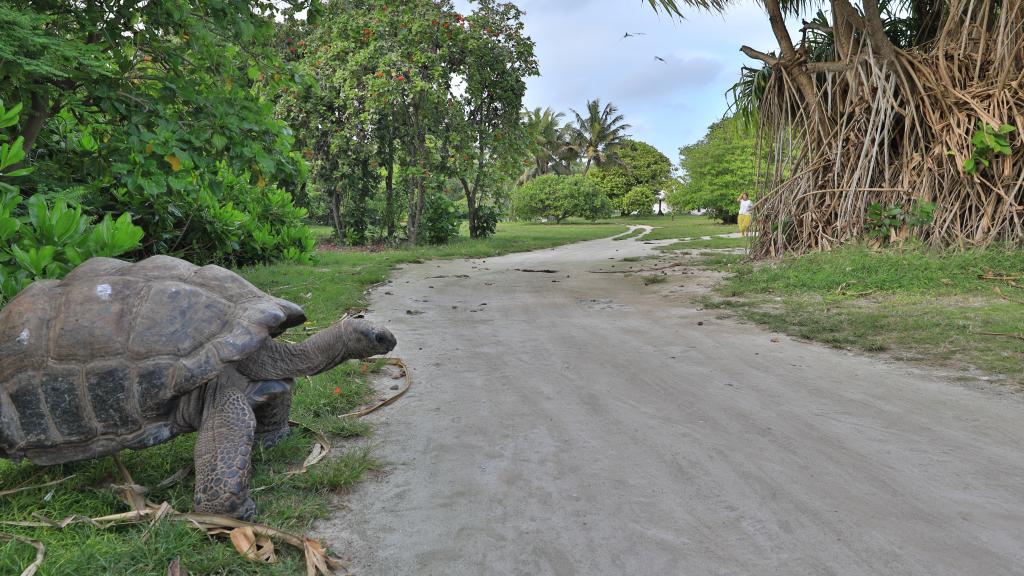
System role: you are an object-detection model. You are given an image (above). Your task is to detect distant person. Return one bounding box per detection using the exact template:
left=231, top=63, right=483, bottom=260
left=737, top=193, right=753, bottom=236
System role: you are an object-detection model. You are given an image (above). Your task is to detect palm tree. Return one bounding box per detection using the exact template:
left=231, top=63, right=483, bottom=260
left=521, top=107, right=569, bottom=182
left=566, top=99, right=631, bottom=176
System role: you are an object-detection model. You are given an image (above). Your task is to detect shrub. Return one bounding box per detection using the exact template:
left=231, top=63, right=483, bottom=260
left=621, top=186, right=656, bottom=216
left=0, top=193, right=144, bottom=305
left=470, top=204, right=501, bottom=238
left=512, top=174, right=612, bottom=222
left=0, top=104, right=144, bottom=304
left=422, top=192, right=460, bottom=244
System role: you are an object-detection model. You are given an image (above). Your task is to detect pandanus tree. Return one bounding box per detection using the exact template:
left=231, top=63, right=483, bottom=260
left=646, top=0, right=1024, bottom=256
left=566, top=99, right=632, bottom=176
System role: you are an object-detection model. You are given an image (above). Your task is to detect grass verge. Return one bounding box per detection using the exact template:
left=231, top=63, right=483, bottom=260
left=657, top=236, right=750, bottom=251
left=0, top=220, right=625, bottom=575
left=696, top=245, right=1024, bottom=383
left=603, top=214, right=735, bottom=241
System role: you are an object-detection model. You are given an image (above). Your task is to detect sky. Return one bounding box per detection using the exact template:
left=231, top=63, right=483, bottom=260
left=452, top=0, right=780, bottom=164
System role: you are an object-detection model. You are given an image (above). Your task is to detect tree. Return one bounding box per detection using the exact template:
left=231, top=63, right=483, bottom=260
left=512, top=174, right=612, bottom=223
left=521, top=107, right=570, bottom=182
left=281, top=0, right=535, bottom=244
left=451, top=0, right=538, bottom=238
left=645, top=0, right=1024, bottom=256
left=566, top=99, right=631, bottom=176
left=2, top=0, right=313, bottom=265
left=621, top=186, right=657, bottom=217
left=587, top=139, right=671, bottom=209
left=279, top=0, right=459, bottom=245
left=671, top=116, right=758, bottom=223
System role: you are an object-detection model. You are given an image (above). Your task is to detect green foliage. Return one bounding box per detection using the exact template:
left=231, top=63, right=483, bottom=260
left=963, top=121, right=1015, bottom=174
left=865, top=201, right=935, bottom=242
left=672, top=115, right=760, bottom=222
left=512, top=174, right=613, bottom=223
left=422, top=192, right=461, bottom=244
left=2, top=0, right=312, bottom=265
left=280, top=0, right=536, bottom=245
left=566, top=99, right=631, bottom=175
left=0, top=102, right=144, bottom=303
left=521, top=107, right=569, bottom=181
left=0, top=192, right=143, bottom=304
left=469, top=204, right=501, bottom=238
left=587, top=139, right=671, bottom=208
left=621, top=186, right=657, bottom=216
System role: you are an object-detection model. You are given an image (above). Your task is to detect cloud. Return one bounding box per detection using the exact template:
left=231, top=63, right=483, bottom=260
left=452, top=0, right=789, bottom=159
left=615, top=53, right=724, bottom=99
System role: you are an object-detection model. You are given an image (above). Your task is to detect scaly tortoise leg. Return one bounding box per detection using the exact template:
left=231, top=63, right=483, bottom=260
left=249, top=379, right=293, bottom=448
left=194, top=375, right=257, bottom=520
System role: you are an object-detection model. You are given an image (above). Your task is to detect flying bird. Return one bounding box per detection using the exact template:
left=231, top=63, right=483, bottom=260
left=621, top=32, right=647, bottom=39
left=654, top=56, right=667, bottom=63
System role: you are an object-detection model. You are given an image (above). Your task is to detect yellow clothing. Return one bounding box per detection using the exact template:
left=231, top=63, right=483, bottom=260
left=738, top=213, right=752, bottom=233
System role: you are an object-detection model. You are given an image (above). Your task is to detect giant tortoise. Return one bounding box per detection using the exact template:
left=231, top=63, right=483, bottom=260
left=0, top=255, right=396, bottom=519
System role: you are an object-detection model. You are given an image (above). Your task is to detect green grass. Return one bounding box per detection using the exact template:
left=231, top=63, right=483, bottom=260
left=612, top=227, right=645, bottom=241
left=0, top=220, right=626, bottom=575
left=699, top=245, right=1024, bottom=382
left=602, top=214, right=735, bottom=241
left=657, top=236, right=750, bottom=251
left=309, top=224, right=335, bottom=243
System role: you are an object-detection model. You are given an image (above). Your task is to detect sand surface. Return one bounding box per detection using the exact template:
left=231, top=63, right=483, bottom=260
left=316, top=228, right=1024, bottom=576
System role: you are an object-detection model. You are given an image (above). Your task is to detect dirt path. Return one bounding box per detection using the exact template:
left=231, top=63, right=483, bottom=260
left=317, top=232, right=1024, bottom=575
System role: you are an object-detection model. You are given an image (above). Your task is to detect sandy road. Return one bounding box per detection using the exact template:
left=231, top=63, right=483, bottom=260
left=317, top=229, right=1024, bottom=576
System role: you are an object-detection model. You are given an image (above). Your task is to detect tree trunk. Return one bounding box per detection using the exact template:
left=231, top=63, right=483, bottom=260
left=21, top=92, right=50, bottom=157
left=406, top=171, right=420, bottom=245
left=460, top=177, right=479, bottom=239
left=330, top=190, right=345, bottom=244
left=384, top=158, right=396, bottom=239
left=10, top=92, right=51, bottom=176
left=830, top=0, right=862, bottom=61
left=862, top=0, right=898, bottom=60
left=763, top=0, right=830, bottom=145
left=405, top=99, right=428, bottom=245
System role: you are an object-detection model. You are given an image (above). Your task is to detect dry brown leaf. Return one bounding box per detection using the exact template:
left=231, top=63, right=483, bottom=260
left=166, top=556, right=185, bottom=576
left=230, top=526, right=277, bottom=564
left=304, top=538, right=345, bottom=576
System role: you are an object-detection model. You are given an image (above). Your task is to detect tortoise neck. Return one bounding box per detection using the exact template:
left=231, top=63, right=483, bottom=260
left=236, top=324, right=349, bottom=380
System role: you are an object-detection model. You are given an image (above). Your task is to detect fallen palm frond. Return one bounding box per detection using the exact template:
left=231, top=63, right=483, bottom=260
left=2, top=505, right=345, bottom=576
left=749, top=0, right=1024, bottom=257
left=341, top=358, right=411, bottom=418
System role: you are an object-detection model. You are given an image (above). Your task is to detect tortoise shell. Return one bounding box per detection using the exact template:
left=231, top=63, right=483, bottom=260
left=0, top=256, right=305, bottom=464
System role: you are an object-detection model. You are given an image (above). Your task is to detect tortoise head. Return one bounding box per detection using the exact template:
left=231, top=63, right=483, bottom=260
left=342, top=317, right=398, bottom=360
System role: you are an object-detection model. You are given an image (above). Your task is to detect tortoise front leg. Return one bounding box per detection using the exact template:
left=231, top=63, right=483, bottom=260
left=249, top=379, right=293, bottom=448
left=194, top=375, right=257, bottom=520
